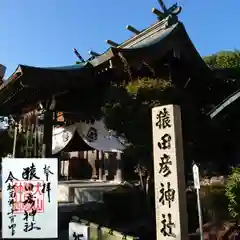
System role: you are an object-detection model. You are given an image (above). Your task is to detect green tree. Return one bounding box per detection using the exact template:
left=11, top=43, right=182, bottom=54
left=203, top=50, right=240, bottom=172
left=204, top=50, right=240, bottom=69
left=102, top=76, right=203, bottom=191
left=101, top=50, right=240, bottom=185
left=203, top=50, right=240, bottom=107
left=225, top=168, right=240, bottom=220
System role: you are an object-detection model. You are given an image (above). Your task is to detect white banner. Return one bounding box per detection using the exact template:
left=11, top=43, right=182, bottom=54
left=2, top=158, right=58, bottom=239
left=52, top=125, right=76, bottom=155
left=52, top=120, right=126, bottom=154
left=76, top=121, right=125, bottom=152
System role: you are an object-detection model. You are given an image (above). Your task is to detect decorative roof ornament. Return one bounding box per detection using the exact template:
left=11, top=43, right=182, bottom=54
left=156, top=1, right=182, bottom=22
left=168, top=3, right=182, bottom=16
left=157, top=0, right=168, bottom=13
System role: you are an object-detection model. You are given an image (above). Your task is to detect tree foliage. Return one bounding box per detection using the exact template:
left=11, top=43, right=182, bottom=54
left=204, top=50, right=240, bottom=69
left=203, top=50, right=240, bottom=104
left=102, top=76, right=199, bottom=180
left=101, top=50, right=240, bottom=180
left=225, top=168, right=240, bottom=220
left=203, top=50, right=240, bottom=172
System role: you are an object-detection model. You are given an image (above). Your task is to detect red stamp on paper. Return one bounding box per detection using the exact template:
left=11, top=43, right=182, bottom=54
left=12, top=181, right=45, bottom=213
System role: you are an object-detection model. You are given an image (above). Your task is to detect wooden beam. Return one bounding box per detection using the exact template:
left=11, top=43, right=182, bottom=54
left=88, top=50, right=100, bottom=57
left=126, top=25, right=140, bottom=35
left=73, top=48, right=85, bottom=62
left=152, top=8, right=165, bottom=19
left=106, top=40, right=119, bottom=47
left=157, top=0, right=168, bottom=13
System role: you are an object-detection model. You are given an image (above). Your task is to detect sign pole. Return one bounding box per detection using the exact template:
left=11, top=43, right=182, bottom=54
left=196, top=188, right=204, bottom=240
left=192, top=163, right=204, bottom=240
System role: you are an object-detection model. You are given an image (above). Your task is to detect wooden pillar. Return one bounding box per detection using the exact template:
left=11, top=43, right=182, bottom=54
left=92, top=151, right=97, bottom=179
left=98, top=151, right=104, bottom=180
left=42, top=110, right=53, bottom=158
left=103, top=152, right=108, bottom=181
left=115, top=152, right=123, bottom=182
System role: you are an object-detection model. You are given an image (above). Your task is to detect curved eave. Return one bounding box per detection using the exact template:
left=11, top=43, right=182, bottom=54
left=0, top=62, right=93, bottom=115
left=0, top=19, right=210, bottom=115
left=174, top=23, right=212, bottom=80
left=0, top=22, right=180, bottom=115
left=98, top=21, right=211, bottom=80
left=91, top=21, right=180, bottom=66
left=0, top=61, right=91, bottom=91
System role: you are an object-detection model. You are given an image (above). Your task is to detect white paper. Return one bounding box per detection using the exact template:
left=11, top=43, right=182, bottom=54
left=69, top=222, right=89, bottom=240
left=2, top=158, right=58, bottom=239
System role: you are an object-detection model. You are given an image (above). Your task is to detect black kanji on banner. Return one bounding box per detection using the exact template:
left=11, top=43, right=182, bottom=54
left=86, top=127, right=98, bottom=142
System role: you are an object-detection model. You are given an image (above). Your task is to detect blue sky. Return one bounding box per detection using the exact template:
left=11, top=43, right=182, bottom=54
left=1, top=0, right=239, bottom=78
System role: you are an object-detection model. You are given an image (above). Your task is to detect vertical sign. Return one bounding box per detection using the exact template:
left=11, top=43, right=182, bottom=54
left=152, top=105, right=188, bottom=240
left=192, top=164, right=200, bottom=190
left=2, top=158, right=58, bottom=239
left=69, top=222, right=89, bottom=240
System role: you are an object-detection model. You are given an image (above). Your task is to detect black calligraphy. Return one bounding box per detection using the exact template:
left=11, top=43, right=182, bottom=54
left=24, top=183, right=34, bottom=191
left=159, top=182, right=175, bottom=208
left=156, top=108, right=171, bottom=129
left=43, top=164, right=53, bottom=182
left=157, top=134, right=171, bottom=150
left=23, top=209, right=41, bottom=232
left=73, top=232, right=84, bottom=240
left=23, top=192, right=36, bottom=209
left=5, top=171, right=18, bottom=183
left=22, top=163, right=40, bottom=180
left=155, top=107, right=178, bottom=238
left=86, top=127, right=98, bottom=142
left=8, top=212, right=16, bottom=236
left=21, top=163, right=43, bottom=232
left=159, top=154, right=172, bottom=177
left=41, top=182, right=51, bottom=203
left=160, top=213, right=176, bottom=237
left=42, top=164, right=54, bottom=203
left=5, top=172, right=18, bottom=236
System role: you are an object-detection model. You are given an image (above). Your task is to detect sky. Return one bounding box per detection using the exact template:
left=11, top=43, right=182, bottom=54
left=0, top=0, right=240, bottom=78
